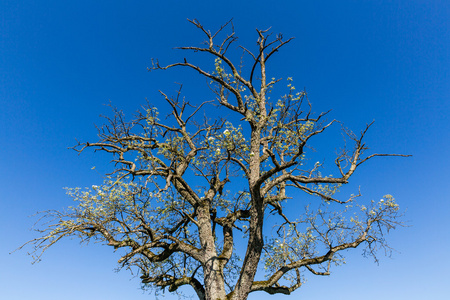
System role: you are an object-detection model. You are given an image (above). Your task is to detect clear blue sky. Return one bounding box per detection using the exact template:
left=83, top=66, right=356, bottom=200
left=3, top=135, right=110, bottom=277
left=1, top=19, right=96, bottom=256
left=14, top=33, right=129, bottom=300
left=1, top=1, right=449, bottom=299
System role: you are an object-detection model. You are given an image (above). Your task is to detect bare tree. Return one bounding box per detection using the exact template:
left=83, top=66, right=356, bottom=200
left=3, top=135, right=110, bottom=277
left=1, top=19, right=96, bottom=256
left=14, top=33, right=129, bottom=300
left=22, top=20, right=409, bottom=300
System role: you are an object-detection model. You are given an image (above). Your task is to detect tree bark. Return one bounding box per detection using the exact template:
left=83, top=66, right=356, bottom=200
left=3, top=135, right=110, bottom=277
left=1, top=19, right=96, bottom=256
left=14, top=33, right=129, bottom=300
left=204, top=256, right=227, bottom=300
left=198, top=203, right=227, bottom=299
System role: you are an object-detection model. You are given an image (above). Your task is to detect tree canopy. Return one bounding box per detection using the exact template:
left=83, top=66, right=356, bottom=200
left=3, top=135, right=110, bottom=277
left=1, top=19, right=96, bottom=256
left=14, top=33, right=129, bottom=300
left=23, top=20, right=409, bottom=300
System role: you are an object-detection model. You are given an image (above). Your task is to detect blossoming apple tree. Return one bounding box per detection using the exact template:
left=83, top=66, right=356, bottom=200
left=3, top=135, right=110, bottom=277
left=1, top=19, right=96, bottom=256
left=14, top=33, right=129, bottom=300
left=23, top=20, right=409, bottom=300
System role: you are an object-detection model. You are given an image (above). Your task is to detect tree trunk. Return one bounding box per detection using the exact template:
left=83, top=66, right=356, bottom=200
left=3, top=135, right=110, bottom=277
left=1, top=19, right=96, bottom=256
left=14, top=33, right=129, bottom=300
left=197, top=203, right=227, bottom=300
left=231, top=202, right=264, bottom=300
left=204, top=257, right=227, bottom=300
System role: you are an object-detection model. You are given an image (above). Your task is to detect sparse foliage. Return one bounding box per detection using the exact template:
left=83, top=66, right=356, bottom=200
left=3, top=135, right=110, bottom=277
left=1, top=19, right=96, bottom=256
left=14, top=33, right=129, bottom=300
left=21, top=20, right=409, bottom=300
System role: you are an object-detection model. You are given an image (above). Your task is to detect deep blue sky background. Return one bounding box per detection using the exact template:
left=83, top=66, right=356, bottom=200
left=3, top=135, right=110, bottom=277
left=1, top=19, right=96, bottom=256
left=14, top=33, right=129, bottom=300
left=1, top=1, right=449, bottom=299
